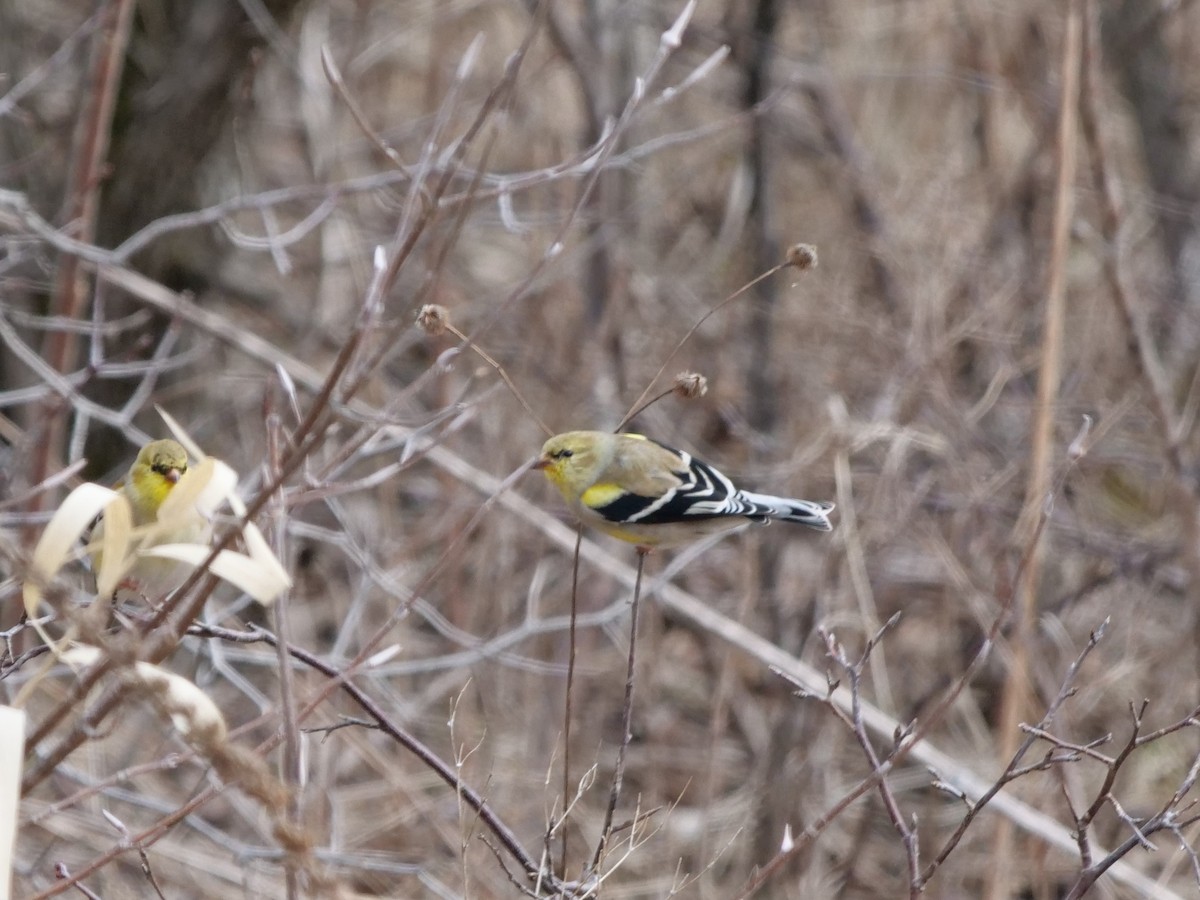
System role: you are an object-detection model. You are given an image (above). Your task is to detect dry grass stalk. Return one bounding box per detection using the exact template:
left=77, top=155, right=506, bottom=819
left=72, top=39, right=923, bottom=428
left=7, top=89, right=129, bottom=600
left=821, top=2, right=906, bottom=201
left=987, top=4, right=1084, bottom=897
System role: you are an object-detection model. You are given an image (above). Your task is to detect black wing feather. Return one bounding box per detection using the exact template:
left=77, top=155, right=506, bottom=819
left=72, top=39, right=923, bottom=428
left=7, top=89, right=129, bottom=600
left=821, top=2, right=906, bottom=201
left=592, top=443, right=760, bottom=525
left=591, top=490, right=668, bottom=523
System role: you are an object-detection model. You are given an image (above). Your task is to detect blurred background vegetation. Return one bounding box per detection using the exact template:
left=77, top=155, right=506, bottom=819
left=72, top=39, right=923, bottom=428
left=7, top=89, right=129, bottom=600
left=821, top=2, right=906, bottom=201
left=4, top=0, right=1200, bottom=897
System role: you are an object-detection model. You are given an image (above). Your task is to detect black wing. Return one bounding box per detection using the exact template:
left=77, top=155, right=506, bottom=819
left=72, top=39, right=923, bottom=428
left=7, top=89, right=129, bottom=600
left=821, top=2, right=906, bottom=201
left=591, top=443, right=761, bottom=525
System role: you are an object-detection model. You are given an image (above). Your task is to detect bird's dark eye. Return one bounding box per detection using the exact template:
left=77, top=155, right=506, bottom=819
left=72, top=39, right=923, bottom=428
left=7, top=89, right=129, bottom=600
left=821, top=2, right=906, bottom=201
left=553, top=449, right=573, bottom=459
left=153, top=462, right=184, bottom=475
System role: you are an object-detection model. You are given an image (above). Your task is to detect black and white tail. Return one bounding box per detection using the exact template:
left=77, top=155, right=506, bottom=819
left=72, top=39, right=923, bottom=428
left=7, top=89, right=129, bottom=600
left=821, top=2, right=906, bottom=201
left=738, top=491, right=835, bottom=532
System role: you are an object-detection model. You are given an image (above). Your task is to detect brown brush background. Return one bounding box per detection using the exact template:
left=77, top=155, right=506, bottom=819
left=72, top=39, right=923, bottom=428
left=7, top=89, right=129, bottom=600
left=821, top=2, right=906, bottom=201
left=4, top=0, right=1200, bottom=897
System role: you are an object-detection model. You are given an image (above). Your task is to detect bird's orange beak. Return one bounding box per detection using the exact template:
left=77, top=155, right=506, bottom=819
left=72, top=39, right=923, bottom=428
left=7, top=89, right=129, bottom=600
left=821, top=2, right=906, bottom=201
left=165, top=468, right=183, bottom=484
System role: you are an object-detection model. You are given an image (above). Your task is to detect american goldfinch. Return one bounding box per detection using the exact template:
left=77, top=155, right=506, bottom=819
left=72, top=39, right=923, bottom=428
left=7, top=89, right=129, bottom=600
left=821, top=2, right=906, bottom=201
left=93, top=439, right=212, bottom=599
left=121, top=440, right=190, bottom=525
left=535, top=431, right=834, bottom=549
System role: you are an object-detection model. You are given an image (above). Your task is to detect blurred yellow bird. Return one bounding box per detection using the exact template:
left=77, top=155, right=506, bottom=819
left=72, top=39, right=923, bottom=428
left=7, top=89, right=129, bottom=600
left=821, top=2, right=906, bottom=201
left=121, top=440, right=190, bottom=525
left=94, top=439, right=212, bottom=599
left=535, top=431, right=834, bottom=549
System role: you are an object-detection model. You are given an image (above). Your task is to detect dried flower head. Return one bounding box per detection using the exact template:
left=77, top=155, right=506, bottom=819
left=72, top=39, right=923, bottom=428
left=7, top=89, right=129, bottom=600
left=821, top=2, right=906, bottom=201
left=672, top=372, right=709, bottom=399
left=785, top=243, right=818, bottom=271
left=417, top=304, right=450, bottom=336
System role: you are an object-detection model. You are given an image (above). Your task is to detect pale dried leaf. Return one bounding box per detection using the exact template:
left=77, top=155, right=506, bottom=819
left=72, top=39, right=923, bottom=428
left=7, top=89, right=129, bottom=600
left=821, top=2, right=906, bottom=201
left=240, top=521, right=291, bottom=596
left=194, top=459, right=239, bottom=518
left=157, top=457, right=238, bottom=525
left=62, top=647, right=227, bottom=743
left=0, top=706, right=25, bottom=885
left=225, top=490, right=248, bottom=518
left=23, top=482, right=119, bottom=622
left=156, top=457, right=214, bottom=523
left=132, top=660, right=228, bottom=743
left=141, top=544, right=290, bottom=605
left=95, top=494, right=133, bottom=600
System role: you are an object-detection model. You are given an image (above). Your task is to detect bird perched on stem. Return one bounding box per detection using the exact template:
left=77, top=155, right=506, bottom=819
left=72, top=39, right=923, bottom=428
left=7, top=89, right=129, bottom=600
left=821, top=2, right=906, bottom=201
left=535, top=431, right=834, bottom=550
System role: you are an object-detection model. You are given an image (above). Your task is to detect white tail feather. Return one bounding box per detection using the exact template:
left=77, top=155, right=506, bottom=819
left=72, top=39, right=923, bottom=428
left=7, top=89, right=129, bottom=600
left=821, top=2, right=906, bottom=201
left=738, top=491, right=835, bottom=531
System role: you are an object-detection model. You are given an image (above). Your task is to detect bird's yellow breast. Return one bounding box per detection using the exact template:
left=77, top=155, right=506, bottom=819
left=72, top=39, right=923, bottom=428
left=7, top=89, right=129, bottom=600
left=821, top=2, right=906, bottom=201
left=128, top=468, right=177, bottom=524
left=581, top=482, right=625, bottom=510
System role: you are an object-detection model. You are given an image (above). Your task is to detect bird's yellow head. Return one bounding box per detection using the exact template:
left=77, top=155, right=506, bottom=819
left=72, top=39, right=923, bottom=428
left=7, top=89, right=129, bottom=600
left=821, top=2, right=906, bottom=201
left=534, top=431, right=610, bottom=498
left=126, top=439, right=189, bottom=522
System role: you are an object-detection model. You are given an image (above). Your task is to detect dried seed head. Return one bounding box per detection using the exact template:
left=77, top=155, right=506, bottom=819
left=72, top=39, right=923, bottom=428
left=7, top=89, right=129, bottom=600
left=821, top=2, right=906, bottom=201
left=672, top=372, right=709, bottom=399
left=417, top=304, right=450, bottom=336
left=785, top=243, right=818, bottom=271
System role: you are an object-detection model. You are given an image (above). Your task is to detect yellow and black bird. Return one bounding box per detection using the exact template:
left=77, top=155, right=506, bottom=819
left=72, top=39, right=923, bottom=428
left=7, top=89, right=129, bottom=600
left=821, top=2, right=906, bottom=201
left=535, top=431, right=833, bottom=549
